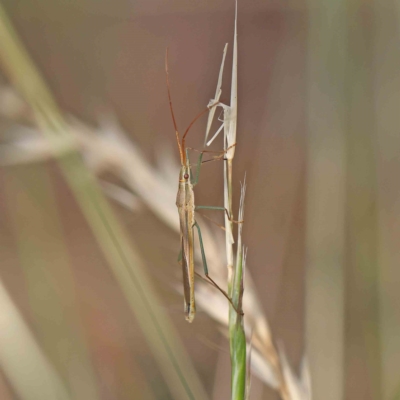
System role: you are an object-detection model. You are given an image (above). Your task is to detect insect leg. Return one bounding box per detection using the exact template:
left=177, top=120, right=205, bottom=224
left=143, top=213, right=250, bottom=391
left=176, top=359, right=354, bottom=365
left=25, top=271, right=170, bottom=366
left=195, top=205, right=243, bottom=224
left=193, top=221, right=243, bottom=315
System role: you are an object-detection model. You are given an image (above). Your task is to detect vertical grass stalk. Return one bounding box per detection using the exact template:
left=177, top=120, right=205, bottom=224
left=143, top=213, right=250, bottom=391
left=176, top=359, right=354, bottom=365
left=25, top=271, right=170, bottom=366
left=225, top=3, right=247, bottom=399
left=229, top=181, right=247, bottom=400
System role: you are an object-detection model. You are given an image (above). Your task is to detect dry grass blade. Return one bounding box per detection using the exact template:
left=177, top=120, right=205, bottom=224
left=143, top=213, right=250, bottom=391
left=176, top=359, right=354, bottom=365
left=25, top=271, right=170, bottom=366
left=0, top=279, right=71, bottom=400
left=205, top=43, right=228, bottom=146
left=226, top=0, right=238, bottom=162
left=278, top=345, right=311, bottom=400
left=100, top=180, right=142, bottom=212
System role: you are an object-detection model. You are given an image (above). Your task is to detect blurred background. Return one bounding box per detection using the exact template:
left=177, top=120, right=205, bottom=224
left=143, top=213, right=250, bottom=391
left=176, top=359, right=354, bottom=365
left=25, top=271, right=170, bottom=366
left=0, top=0, right=399, bottom=399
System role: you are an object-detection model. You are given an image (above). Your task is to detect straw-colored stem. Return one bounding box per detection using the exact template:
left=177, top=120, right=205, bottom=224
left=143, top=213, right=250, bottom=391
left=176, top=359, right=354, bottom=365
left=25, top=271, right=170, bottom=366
left=225, top=158, right=234, bottom=287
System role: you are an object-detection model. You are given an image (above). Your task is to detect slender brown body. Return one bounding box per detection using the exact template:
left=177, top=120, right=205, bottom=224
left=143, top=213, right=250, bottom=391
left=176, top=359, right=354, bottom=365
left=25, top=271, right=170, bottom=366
left=166, top=49, right=209, bottom=322
left=176, top=165, right=196, bottom=322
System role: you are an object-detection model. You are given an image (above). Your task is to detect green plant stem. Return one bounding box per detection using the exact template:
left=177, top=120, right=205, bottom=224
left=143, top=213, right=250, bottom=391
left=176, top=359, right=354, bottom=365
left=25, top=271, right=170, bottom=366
left=224, top=158, right=246, bottom=400
left=229, top=255, right=246, bottom=400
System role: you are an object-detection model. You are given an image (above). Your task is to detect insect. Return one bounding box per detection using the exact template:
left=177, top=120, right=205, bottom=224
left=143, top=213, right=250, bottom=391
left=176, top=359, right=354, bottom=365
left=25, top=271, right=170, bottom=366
left=165, top=50, right=241, bottom=323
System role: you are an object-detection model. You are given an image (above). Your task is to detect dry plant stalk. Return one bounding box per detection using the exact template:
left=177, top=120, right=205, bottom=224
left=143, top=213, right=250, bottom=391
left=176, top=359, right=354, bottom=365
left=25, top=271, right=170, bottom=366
left=203, top=4, right=247, bottom=398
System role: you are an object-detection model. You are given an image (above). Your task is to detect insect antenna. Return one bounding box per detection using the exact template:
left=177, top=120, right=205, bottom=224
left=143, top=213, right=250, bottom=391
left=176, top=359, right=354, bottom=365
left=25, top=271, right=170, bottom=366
left=165, top=48, right=185, bottom=165
left=166, top=49, right=220, bottom=165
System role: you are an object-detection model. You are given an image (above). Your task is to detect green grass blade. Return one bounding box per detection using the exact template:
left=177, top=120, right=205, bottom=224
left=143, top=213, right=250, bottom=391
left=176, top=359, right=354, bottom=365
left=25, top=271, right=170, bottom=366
left=229, top=180, right=246, bottom=400
left=230, top=313, right=246, bottom=400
